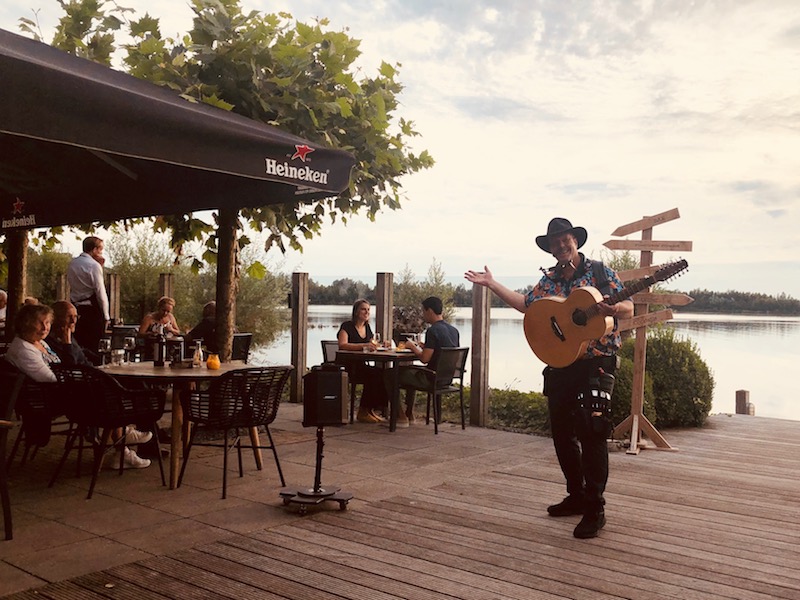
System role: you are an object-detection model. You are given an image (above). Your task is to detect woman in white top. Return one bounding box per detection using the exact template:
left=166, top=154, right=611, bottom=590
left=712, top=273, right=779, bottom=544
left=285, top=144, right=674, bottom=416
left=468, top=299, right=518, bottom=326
left=5, top=303, right=60, bottom=382
left=139, top=296, right=181, bottom=337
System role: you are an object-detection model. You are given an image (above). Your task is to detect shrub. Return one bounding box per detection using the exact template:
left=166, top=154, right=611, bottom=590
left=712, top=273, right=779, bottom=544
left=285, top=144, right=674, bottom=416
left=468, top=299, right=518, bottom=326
left=645, top=328, right=715, bottom=427
left=487, top=387, right=550, bottom=435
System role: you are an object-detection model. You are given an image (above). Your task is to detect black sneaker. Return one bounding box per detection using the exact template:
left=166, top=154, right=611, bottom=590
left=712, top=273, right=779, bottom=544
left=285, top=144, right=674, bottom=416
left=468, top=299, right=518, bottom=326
left=547, top=495, right=586, bottom=517
left=573, top=510, right=606, bottom=539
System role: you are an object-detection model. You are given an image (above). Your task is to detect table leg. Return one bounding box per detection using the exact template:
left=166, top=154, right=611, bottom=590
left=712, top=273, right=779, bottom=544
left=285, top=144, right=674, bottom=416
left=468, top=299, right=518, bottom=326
left=390, top=363, right=400, bottom=433
left=249, top=427, right=264, bottom=470
left=170, top=385, right=183, bottom=490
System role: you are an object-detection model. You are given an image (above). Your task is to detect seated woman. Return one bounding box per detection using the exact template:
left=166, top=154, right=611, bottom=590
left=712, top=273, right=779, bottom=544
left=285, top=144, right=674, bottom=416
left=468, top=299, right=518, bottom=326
left=139, top=296, right=182, bottom=360
left=25, top=301, right=150, bottom=468
left=337, top=299, right=388, bottom=423
left=139, top=296, right=181, bottom=337
left=5, top=303, right=60, bottom=382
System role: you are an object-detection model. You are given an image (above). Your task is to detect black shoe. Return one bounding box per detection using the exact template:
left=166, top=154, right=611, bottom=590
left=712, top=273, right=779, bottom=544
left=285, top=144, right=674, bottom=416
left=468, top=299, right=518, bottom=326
left=157, top=428, right=173, bottom=444
left=136, top=440, right=169, bottom=460
left=547, top=495, right=586, bottom=517
left=573, top=510, right=606, bottom=539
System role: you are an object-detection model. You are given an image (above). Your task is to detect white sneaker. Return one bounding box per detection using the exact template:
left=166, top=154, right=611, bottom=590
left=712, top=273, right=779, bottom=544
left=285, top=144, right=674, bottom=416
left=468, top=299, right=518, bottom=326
left=119, top=447, right=151, bottom=469
left=124, top=425, right=153, bottom=445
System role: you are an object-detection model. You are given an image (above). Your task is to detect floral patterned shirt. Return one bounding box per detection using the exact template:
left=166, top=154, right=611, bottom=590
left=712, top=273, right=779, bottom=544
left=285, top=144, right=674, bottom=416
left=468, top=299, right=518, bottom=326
left=524, top=254, right=625, bottom=358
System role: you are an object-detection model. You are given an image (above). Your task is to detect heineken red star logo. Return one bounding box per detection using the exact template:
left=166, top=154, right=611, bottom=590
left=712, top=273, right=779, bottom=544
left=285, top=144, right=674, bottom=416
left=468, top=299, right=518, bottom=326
left=12, top=198, right=25, bottom=215
left=291, top=144, right=315, bottom=162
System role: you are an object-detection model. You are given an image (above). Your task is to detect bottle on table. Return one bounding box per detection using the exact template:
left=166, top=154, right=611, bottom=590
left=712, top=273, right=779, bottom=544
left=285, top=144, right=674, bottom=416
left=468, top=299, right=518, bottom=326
left=192, top=341, right=203, bottom=367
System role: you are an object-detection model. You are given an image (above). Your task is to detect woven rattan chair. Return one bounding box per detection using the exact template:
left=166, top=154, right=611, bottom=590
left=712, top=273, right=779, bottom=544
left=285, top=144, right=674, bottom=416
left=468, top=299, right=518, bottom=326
left=177, top=366, right=292, bottom=499
left=50, top=365, right=166, bottom=499
left=1, top=370, right=24, bottom=540
left=0, top=358, right=66, bottom=471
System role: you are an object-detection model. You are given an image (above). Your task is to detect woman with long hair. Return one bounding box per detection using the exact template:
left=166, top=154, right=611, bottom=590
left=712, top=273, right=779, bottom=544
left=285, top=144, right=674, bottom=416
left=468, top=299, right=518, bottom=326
left=337, top=299, right=387, bottom=423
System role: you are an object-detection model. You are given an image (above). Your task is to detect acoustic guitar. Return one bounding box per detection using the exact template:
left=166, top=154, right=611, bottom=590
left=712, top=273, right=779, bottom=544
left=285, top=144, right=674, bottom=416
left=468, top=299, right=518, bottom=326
left=523, top=259, right=688, bottom=368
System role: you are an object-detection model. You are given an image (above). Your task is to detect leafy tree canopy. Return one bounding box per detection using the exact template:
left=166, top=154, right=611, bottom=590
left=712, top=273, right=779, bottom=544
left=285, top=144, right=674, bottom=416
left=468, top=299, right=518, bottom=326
left=16, top=0, right=433, bottom=273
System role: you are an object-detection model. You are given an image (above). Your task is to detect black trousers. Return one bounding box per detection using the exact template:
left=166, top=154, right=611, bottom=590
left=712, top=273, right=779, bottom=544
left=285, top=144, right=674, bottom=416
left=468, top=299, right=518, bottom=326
left=543, top=355, right=616, bottom=511
left=74, top=303, right=105, bottom=359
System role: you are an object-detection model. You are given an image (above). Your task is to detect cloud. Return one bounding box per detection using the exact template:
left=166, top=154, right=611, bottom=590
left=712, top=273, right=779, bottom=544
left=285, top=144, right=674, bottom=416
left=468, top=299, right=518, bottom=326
left=2, top=0, right=800, bottom=298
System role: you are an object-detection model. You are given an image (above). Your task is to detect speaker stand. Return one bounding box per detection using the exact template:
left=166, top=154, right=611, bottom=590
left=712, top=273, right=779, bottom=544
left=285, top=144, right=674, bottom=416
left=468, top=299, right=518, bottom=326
left=280, top=426, right=353, bottom=515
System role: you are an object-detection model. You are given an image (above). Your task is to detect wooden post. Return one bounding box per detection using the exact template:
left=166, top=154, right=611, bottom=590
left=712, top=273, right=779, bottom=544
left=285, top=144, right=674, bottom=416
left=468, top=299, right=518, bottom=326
left=4, top=230, right=27, bottom=341
left=106, top=273, right=121, bottom=324
left=290, top=272, right=309, bottom=404
left=56, top=274, right=69, bottom=302
left=159, top=273, right=173, bottom=300
left=470, top=284, right=490, bottom=427
left=375, top=272, right=393, bottom=342
left=736, top=390, right=750, bottom=415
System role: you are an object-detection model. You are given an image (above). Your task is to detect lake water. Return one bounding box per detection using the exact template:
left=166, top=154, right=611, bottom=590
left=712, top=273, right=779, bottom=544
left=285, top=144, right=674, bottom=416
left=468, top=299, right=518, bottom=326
left=252, top=306, right=800, bottom=422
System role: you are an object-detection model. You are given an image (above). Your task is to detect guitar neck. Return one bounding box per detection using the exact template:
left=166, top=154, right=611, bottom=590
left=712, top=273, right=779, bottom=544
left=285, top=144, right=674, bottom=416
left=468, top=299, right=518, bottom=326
left=584, top=276, right=654, bottom=318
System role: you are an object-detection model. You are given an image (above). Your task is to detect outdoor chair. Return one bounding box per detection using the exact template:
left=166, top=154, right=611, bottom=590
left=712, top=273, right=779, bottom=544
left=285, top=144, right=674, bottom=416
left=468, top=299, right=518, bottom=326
left=231, top=333, right=253, bottom=363
left=50, top=365, right=167, bottom=499
left=0, top=358, right=71, bottom=471
left=321, top=340, right=360, bottom=423
left=177, top=366, right=292, bottom=499
left=413, top=347, right=469, bottom=435
left=1, top=370, right=24, bottom=540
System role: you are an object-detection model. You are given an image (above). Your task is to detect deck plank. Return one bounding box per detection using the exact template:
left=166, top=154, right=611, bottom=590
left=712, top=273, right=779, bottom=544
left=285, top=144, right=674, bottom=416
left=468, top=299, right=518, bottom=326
left=2, top=414, right=799, bottom=600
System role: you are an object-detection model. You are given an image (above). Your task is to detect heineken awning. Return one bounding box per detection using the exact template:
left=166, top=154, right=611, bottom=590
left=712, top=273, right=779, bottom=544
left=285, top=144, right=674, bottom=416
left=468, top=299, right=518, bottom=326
left=0, top=28, right=355, bottom=232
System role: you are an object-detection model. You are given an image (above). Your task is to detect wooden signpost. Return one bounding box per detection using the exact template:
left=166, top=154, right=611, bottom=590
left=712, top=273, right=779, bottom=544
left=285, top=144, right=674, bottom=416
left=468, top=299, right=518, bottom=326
left=607, top=208, right=693, bottom=454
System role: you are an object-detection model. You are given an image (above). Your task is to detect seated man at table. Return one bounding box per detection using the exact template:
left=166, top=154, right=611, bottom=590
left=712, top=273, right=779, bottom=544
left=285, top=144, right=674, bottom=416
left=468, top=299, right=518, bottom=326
left=384, top=296, right=460, bottom=427
left=185, top=300, right=218, bottom=354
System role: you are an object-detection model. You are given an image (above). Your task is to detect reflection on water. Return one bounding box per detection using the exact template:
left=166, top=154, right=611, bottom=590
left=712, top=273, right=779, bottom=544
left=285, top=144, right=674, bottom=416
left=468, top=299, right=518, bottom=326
left=254, top=306, right=800, bottom=422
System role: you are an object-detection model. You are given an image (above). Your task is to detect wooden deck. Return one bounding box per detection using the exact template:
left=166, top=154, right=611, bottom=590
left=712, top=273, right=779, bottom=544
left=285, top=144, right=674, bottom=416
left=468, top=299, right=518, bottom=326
left=2, top=409, right=799, bottom=599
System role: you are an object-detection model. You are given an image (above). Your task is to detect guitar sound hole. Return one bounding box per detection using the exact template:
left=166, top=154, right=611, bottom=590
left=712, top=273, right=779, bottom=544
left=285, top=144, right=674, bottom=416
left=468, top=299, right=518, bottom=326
left=572, top=309, right=587, bottom=326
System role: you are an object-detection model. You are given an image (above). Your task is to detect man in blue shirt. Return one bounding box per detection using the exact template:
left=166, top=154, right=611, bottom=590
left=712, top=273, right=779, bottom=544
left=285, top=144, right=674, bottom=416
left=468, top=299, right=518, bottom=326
left=387, top=296, right=459, bottom=428
left=466, top=217, right=633, bottom=539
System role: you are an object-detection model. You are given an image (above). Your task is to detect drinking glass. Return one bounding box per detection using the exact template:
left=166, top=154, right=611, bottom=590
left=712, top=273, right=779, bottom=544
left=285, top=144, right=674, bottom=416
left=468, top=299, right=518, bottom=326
left=373, top=333, right=381, bottom=346
left=123, top=336, right=136, bottom=363
left=98, top=338, right=111, bottom=366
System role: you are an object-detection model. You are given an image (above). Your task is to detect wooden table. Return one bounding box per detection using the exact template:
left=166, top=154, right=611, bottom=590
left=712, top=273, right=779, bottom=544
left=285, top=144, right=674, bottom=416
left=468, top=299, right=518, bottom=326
left=335, top=349, right=418, bottom=432
left=102, top=360, right=248, bottom=489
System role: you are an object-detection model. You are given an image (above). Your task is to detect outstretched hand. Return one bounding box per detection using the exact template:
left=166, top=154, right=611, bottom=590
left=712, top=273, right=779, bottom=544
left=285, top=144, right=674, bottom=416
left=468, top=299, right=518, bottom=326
left=464, top=265, right=493, bottom=287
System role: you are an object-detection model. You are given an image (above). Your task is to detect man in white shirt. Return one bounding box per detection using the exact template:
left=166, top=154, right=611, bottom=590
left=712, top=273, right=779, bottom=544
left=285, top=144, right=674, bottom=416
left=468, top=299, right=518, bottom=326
left=67, top=236, right=110, bottom=354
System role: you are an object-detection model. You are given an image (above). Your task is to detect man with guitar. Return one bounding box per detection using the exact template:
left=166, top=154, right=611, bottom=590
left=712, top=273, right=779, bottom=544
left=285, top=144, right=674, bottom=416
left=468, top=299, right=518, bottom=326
left=465, top=217, right=633, bottom=539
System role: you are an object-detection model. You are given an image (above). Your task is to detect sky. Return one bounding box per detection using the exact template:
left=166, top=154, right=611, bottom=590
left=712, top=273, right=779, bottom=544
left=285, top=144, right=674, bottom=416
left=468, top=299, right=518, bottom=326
left=3, top=0, right=800, bottom=298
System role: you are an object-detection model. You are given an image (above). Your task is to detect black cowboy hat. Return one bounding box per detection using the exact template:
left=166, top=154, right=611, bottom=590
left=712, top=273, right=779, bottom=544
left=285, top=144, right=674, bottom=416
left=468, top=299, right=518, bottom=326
left=535, top=217, right=588, bottom=252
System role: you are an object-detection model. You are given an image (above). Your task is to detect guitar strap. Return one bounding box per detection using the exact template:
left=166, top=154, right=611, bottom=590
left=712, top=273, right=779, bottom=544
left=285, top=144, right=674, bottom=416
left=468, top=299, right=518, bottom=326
left=590, top=260, right=611, bottom=297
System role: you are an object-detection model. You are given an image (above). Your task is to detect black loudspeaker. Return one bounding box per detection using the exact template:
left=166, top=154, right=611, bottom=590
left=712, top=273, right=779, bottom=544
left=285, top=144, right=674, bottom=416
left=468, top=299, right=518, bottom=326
left=303, top=365, right=349, bottom=427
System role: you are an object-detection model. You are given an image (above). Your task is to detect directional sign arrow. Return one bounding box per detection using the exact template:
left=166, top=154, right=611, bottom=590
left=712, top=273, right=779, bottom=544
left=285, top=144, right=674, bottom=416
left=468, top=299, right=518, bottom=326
left=611, top=208, right=680, bottom=237
left=604, top=240, right=693, bottom=252
left=631, top=292, right=694, bottom=306
left=617, top=309, right=674, bottom=332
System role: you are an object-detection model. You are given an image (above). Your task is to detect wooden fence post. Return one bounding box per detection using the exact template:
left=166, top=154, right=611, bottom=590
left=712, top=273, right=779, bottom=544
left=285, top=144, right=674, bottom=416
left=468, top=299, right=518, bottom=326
left=158, top=273, right=173, bottom=299
left=106, top=273, right=121, bottom=324
left=375, top=272, right=393, bottom=342
left=290, top=272, right=309, bottom=404
left=736, top=390, right=750, bottom=415
left=470, top=284, right=490, bottom=427
left=56, top=274, right=69, bottom=302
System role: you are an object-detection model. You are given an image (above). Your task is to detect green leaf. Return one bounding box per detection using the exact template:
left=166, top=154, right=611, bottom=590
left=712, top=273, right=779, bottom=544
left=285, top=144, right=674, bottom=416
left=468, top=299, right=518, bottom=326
left=245, top=261, right=267, bottom=279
